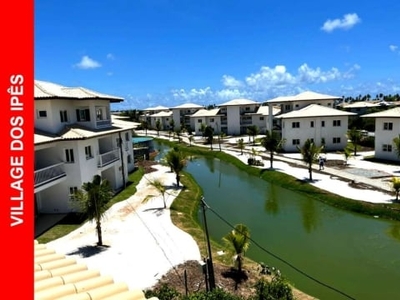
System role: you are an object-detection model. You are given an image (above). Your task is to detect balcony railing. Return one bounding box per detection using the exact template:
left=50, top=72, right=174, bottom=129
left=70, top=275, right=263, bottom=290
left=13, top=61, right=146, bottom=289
left=34, top=162, right=66, bottom=188
left=96, top=119, right=111, bottom=128
left=98, top=149, right=120, bottom=168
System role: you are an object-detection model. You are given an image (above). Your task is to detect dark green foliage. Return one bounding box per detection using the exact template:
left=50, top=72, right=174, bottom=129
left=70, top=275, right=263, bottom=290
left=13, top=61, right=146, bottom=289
left=252, top=277, right=294, bottom=300
left=183, top=288, right=243, bottom=300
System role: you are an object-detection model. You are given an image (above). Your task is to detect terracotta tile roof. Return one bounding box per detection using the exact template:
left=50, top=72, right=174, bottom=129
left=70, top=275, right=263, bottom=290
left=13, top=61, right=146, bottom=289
left=275, top=104, right=356, bottom=119
left=35, top=240, right=158, bottom=300
left=35, top=80, right=124, bottom=102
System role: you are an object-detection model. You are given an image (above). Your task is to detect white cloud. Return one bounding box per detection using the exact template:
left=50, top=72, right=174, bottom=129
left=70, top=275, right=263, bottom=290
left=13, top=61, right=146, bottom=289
left=221, top=75, right=243, bottom=88
left=74, top=56, right=101, bottom=69
left=107, top=53, right=115, bottom=60
left=321, top=13, right=361, bottom=32
left=389, top=45, right=398, bottom=52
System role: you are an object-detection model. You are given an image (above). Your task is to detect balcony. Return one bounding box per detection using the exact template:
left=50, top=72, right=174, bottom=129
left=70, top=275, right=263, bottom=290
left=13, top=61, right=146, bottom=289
left=98, top=149, right=120, bottom=168
left=96, top=119, right=111, bottom=128
left=35, top=162, right=66, bottom=189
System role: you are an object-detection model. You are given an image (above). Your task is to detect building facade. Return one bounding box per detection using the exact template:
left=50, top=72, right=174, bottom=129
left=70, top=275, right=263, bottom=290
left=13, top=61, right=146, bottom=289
left=34, top=80, right=135, bottom=214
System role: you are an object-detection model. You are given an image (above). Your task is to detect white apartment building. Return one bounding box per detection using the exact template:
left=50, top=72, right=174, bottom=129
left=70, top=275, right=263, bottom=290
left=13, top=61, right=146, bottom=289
left=170, top=103, right=204, bottom=131
left=148, top=111, right=173, bottom=130
left=362, top=107, right=400, bottom=161
left=34, top=80, right=135, bottom=215
left=275, top=104, right=356, bottom=152
left=190, top=108, right=222, bottom=135
left=217, top=99, right=263, bottom=135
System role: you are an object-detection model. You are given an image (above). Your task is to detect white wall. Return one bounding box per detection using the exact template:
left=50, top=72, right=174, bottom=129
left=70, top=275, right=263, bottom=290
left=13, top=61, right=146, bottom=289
left=374, top=118, right=400, bottom=161
left=34, top=98, right=111, bottom=134
left=226, top=106, right=241, bottom=135
left=281, top=116, right=349, bottom=152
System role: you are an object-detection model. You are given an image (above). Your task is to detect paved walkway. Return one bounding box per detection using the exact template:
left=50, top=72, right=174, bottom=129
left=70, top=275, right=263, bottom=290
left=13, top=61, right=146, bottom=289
left=139, top=130, right=398, bottom=194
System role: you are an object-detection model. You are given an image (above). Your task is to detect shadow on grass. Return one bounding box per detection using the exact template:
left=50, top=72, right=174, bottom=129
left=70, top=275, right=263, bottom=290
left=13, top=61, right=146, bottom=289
left=221, top=267, right=249, bottom=290
left=67, top=245, right=110, bottom=258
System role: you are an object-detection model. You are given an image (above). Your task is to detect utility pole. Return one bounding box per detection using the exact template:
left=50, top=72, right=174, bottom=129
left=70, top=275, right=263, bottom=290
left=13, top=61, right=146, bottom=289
left=200, top=196, right=216, bottom=290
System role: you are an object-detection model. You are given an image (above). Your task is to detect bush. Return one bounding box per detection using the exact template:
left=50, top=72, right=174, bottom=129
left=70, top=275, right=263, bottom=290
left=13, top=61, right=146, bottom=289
left=252, top=277, right=294, bottom=300
left=144, top=284, right=180, bottom=300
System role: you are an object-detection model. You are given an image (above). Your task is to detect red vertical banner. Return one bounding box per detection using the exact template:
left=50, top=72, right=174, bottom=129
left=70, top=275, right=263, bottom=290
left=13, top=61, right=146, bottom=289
left=0, top=0, right=34, bottom=298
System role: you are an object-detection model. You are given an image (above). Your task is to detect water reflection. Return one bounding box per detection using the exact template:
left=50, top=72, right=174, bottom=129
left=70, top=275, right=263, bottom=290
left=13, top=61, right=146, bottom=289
left=204, top=156, right=215, bottom=173
left=264, top=183, right=279, bottom=215
left=300, top=198, right=320, bottom=233
left=388, top=223, right=400, bottom=242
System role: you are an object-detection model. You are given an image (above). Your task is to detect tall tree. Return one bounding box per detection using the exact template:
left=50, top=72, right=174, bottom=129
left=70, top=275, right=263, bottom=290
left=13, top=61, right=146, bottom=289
left=261, top=130, right=285, bottom=168
left=393, top=134, right=400, bottom=159
left=247, top=125, right=260, bottom=145
left=217, top=132, right=226, bottom=151
left=237, top=138, right=245, bottom=155
left=155, top=119, right=161, bottom=136
left=165, top=148, right=187, bottom=187
left=148, top=179, right=167, bottom=208
left=347, top=127, right=362, bottom=156
left=73, top=175, right=112, bottom=246
left=391, top=177, right=400, bottom=202
left=204, top=125, right=214, bottom=150
left=222, top=224, right=251, bottom=274
left=141, top=120, right=149, bottom=136
left=297, top=139, right=323, bottom=181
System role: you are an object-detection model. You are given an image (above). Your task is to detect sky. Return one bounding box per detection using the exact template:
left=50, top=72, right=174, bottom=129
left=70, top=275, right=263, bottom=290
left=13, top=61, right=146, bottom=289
left=34, top=0, right=400, bottom=110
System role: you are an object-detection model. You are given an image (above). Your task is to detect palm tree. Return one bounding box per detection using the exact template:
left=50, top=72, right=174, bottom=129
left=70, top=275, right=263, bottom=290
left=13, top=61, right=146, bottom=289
left=297, top=139, right=323, bottom=181
left=165, top=148, right=187, bottom=187
left=391, top=177, right=400, bottom=201
left=204, top=125, right=214, bottom=150
left=237, top=138, right=245, bottom=155
left=343, top=147, right=352, bottom=165
left=141, top=120, right=149, bottom=136
left=73, top=175, right=112, bottom=246
left=247, top=125, right=259, bottom=145
left=217, top=132, right=226, bottom=151
left=347, top=127, right=362, bottom=156
left=222, top=223, right=251, bottom=274
left=261, top=130, right=285, bottom=169
left=188, top=135, right=194, bottom=147
left=393, top=134, right=400, bottom=159
left=155, top=119, right=161, bottom=136
left=148, top=179, right=167, bottom=208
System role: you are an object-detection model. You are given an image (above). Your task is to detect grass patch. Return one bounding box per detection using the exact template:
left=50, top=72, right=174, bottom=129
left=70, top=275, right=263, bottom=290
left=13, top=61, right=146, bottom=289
left=170, top=171, right=257, bottom=268
left=156, top=138, right=400, bottom=222
left=36, top=167, right=146, bottom=243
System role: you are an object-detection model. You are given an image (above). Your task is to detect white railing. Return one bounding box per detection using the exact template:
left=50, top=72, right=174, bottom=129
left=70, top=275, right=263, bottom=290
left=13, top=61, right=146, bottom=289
left=98, top=149, right=120, bottom=167
left=34, top=162, right=66, bottom=187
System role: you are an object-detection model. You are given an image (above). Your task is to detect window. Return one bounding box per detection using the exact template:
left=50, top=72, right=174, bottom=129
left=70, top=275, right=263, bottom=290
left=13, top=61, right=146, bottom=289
left=125, top=132, right=129, bottom=141
left=245, top=107, right=250, bottom=111
left=310, top=138, right=314, bottom=143
left=69, top=187, right=78, bottom=199
left=333, top=120, right=341, bottom=127
left=321, top=121, right=325, bottom=127
left=292, top=139, right=300, bottom=145
left=210, top=118, right=214, bottom=122
left=198, top=119, right=202, bottom=123
left=383, top=144, right=392, bottom=152
left=65, top=149, right=74, bottom=163
left=292, top=122, right=300, bottom=128
left=383, top=122, right=393, bottom=130
left=96, top=109, right=103, bottom=120
left=333, top=137, right=341, bottom=144
left=127, top=155, right=132, bottom=164
left=321, top=138, right=325, bottom=145
left=327, top=103, right=331, bottom=106
left=260, top=117, right=264, bottom=121
left=38, top=110, right=47, bottom=118
left=85, top=146, right=93, bottom=160
left=76, top=108, right=91, bottom=122
left=310, top=121, right=314, bottom=128
left=295, top=104, right=299, bottom=108
left=60, top=110, right=68, bottom=122
left=285, top=104, right=291, bottom=111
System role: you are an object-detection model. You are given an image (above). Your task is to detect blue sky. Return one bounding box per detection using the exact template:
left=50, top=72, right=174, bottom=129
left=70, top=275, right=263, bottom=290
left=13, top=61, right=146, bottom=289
left=35, top=0, right=400, bottom=110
